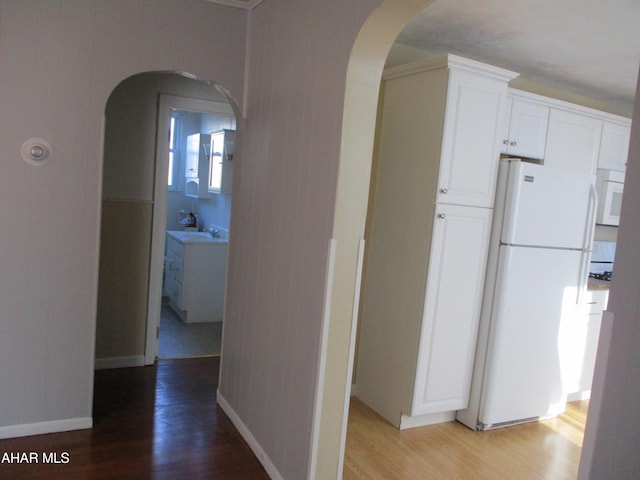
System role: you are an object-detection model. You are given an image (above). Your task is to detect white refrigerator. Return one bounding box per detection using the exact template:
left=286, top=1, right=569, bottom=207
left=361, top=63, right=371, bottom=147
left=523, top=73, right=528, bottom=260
left=457, top=159, right=597, bottom=430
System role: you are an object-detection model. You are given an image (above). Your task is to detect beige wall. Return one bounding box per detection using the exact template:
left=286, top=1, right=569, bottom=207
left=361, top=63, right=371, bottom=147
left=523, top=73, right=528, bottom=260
left=0, top=0, right=245, bottom=434
left=216, top=1, right=384, bottom=477
left=1, top=1, right=639, bottom=479
left=578, top=66, right=640, bottom=479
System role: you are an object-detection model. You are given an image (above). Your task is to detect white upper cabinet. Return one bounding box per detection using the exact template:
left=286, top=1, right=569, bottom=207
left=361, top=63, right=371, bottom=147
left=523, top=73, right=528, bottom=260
left=500, top=96, right=549, bottom=160
left=544, top=109, right=602, bottom=175
left=185, top=133, right=212, bottom=198
left=208, top=129, right=235, bottom=195
left=437, top=64, right=515, bottom=208
left=598, top=120, right=631, bottom=172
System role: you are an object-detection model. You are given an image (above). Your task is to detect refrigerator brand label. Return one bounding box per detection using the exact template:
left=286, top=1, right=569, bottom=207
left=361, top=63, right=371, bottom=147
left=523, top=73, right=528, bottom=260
left=523, top=175, right=534, bottom=183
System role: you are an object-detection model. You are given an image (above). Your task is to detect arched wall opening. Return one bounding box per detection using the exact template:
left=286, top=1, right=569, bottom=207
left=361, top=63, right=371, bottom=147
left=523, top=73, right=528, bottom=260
left=95, top=71, right=241, bottom=370
left=315, top=0, right=638, bottom=478
left=312, top=1, right=435, bottom=477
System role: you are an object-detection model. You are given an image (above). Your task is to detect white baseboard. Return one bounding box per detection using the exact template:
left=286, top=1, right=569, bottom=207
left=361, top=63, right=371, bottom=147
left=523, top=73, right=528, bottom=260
left=0, top=417, right=92, bottom=440
left=400, top=410, right=456, bottom=430
left=567, top=390, right=592, bottom=402
left=217, top=391, right=283, bottom=480
left=94, top=355, right=146, bottom=370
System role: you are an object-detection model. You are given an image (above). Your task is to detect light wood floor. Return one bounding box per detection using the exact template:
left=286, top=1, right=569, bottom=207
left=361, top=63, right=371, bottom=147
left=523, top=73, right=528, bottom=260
left=344, top=397, right=588, bottom=480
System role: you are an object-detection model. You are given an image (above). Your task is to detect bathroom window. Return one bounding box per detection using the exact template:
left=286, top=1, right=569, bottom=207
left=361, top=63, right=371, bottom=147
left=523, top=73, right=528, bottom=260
left=167, top=114, right=179, bottom=188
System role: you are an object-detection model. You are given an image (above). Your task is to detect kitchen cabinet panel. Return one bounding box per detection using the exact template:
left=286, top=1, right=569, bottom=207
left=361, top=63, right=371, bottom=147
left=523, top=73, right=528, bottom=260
left=561, top=288, right=608, bottom=399
left=411, top=204, right=493, bottom=415
left=500, top=97, right=549, bottom=160
left=356, top=55, right=515, bottom=428
left=544, top=109, right=602, bottom=174
left=598, top=120, right=630, bottom=172
left=437, top=68, right=510, bottom=208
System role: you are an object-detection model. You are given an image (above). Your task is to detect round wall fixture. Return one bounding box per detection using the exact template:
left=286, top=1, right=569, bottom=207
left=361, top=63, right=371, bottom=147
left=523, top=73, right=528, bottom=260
left=21, top=138, right=52, bottom=166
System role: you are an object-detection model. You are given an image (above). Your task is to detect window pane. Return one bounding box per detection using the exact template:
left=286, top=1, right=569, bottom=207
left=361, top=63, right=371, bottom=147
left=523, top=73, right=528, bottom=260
left=169, top=116, right=175, bottom=149
left=168, top=152, right=174, bottom=185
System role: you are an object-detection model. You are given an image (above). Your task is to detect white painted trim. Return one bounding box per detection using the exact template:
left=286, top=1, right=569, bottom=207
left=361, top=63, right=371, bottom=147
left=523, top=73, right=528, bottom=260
left=206, top=0, right=264, bottom=9
left=242, top=0, right=253, bottom=119
left=94, top=355, right=146, bottom=370
left=567, top=390, right=592, bottom=402
left=0, top=417, right=92, bottom=440
left=400, top=411, right=456, bottom=430
left=384, top=54, right=519, bottom=82
left=308, top=239, right=337, bottom=480
left=217, top=391, right=284, bottom=480
left=336, top=239, right=366, bottom=479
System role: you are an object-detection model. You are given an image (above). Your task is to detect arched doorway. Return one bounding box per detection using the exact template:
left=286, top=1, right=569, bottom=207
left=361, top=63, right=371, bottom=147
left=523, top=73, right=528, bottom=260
left=312, top=2, right=435, bottom=477
left=95, top=71, right=241, bottom=370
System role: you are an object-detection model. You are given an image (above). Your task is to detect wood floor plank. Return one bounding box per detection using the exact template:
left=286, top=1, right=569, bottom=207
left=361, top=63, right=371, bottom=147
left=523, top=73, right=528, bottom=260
left=343, top=397, right=587, bottom=480
left=0, top=357, right=269, bottom=479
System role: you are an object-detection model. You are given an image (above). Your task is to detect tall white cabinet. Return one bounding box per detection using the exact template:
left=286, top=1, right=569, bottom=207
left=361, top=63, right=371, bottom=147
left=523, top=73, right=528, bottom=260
left=356, top=55, right=517, bottom=428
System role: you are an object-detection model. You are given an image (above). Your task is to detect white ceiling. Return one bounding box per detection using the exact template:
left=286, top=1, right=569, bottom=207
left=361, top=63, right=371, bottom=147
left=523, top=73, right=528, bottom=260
left=392, top=0, right=640, bottom=115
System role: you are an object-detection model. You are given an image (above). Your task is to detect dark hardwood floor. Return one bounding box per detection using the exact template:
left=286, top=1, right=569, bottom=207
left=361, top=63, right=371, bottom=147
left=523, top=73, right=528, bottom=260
left=0, top=357, right=269, bottom=479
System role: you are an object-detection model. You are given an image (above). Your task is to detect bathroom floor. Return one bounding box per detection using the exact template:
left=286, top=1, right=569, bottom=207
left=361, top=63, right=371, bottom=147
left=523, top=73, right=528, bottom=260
left=158, top=299, right=222, bottom=358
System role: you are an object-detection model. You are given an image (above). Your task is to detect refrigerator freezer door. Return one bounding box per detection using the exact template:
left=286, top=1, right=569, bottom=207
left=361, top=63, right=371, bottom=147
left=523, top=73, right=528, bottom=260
left=478, top=245, right=582, bottom=428
left=501, top=161, right=595, bottom=250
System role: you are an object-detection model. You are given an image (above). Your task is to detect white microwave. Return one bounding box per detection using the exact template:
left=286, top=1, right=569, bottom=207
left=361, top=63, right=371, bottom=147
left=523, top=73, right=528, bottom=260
left=596, top=169, right=625, bottom=226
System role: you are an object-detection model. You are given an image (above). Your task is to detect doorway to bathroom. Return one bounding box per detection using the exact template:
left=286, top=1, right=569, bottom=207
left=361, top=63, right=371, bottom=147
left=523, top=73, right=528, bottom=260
left=153, top=97, right=236, bottom=360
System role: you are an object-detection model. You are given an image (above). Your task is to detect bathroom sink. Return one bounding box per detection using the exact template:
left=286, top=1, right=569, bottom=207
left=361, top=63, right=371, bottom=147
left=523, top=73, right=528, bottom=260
left=167, top=231, right=227, bottom=244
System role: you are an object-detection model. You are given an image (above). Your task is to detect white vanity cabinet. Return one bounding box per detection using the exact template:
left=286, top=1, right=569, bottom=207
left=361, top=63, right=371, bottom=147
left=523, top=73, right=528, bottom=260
left=598, top=120, right=630, bottom=172
left=500, top=96, right=549, bottom=160
left=356, top=55, right=516, bottom=429
left=164, top=231, right=228, bottom=323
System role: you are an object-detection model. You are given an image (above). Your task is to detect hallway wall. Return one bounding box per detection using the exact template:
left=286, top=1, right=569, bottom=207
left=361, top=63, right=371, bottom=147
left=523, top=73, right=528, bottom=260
left=0, top=0, right=245, bottom=437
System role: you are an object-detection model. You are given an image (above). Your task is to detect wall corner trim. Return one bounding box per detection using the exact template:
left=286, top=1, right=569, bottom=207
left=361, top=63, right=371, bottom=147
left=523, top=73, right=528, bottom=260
left=216, top=391, right=285, bottom=480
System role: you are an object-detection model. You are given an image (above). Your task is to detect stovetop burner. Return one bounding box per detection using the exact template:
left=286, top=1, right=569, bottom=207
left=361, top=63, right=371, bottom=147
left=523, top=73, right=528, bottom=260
left=589, top=271, right=612, bottom=282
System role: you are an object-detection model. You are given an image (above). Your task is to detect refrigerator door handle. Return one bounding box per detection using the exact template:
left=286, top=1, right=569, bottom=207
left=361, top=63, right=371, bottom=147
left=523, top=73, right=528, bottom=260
left=577, top=184, right=598, bottom=303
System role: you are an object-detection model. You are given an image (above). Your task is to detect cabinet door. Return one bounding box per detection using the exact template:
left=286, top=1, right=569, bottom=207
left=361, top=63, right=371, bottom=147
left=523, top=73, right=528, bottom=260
left=598, top=121, right=630, bottom=172
left=209, top=130, right=235, bottom=195
left=185, top=134, right=200, bottom=178
left=544, top=109, right=602, bottom=174
left=560, top=289, right=607, bottom=396
left=503, top=99, right=549, bottom=160
left=411, top=204, right=493, bottom=415
left=437, top=70, right=507, bottom=208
